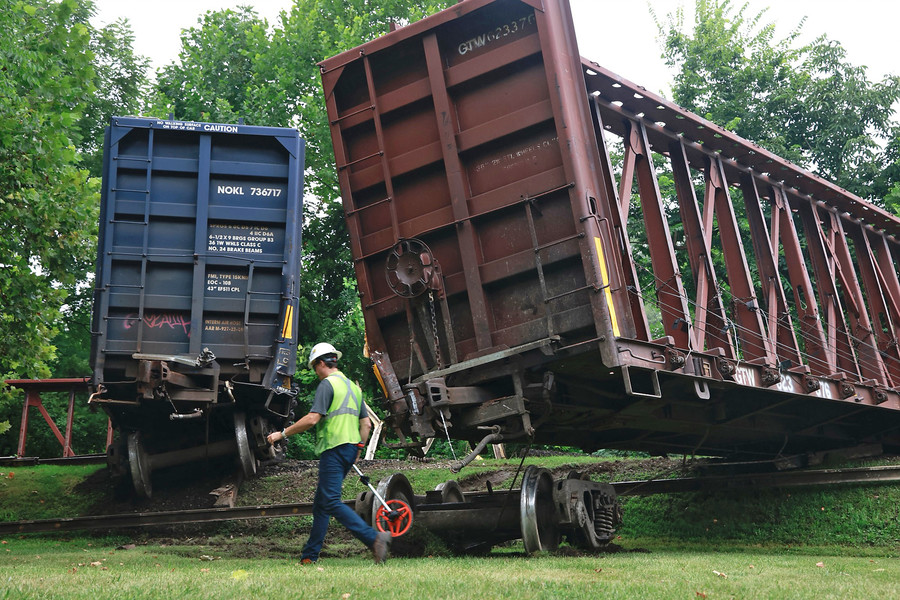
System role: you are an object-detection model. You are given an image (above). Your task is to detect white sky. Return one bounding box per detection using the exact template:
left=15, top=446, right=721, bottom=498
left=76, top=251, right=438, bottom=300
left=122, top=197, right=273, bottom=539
left=91, top=0, right=898, bottom=99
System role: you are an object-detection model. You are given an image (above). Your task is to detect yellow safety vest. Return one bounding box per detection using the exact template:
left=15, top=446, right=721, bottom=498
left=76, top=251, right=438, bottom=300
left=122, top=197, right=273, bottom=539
left=314, top=371, right=363, bottom=455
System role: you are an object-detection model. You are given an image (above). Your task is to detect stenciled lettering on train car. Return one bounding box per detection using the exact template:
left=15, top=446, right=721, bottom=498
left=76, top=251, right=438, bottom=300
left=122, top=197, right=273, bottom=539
left=206, top=271, right=249, bottom=295
left=124, top=312, right=191, bottom=335
left=277, top=346, right=292, bottom=367
left=207, top=223, right=278, bottom=255
left=215, top=185, right=283, bottom=197
left=734, top=366, right=834, bottom=399
left=457, top=13, right=536, bottom=55
left=203, top=318, right=244, bottom=334
left=202, top=124, right=239, bottom=133
left=473, top=136, right=560, bottom=173
left=153, top=120, right=240, bottom=133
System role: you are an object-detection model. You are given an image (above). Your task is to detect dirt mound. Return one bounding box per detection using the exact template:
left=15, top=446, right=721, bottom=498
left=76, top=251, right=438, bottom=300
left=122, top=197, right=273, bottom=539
left=76, top=456, right=248, bottom=514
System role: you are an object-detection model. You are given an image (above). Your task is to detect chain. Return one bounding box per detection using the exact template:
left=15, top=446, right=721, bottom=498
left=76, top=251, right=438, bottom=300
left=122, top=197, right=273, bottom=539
left=428, top=290, right=442, bottom=369
left=428, top=289, right=453, bottom=458
left=407, top=334, right=414, bottom=386
left=438, top=408, right=457, bottom=462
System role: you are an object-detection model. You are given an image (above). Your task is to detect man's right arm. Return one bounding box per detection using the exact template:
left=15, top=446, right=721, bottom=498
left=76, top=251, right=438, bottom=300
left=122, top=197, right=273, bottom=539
left=266, top=380, right=333, bottom=445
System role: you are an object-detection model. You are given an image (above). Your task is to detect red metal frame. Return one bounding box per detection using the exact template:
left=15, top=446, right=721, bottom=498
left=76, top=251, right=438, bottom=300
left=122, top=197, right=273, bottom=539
left=5, top=378, right=113, bottom=458
left=584, top=57, right=900, bottom=401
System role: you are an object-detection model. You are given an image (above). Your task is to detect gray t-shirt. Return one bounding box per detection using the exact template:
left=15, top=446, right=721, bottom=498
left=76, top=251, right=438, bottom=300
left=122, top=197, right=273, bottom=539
left=310, top=375, right=369, bottom=419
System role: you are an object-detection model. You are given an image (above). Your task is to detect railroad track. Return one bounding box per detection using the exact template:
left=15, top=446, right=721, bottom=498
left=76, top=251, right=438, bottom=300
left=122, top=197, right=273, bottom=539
left=0, top=501, right=327, bottom=535
left=613, top=464, right=900, bottom=495
left=3, top=464, right=900, bottom=536
left=0, top=454, right=107, bottom=467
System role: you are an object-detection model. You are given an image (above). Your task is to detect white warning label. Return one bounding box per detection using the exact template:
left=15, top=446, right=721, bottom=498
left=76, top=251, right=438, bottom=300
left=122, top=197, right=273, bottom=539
left=207, top=223, right=277, bottom=255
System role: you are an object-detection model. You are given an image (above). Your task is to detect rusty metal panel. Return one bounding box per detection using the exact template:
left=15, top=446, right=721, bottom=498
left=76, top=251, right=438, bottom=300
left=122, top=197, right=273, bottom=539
left=320, top=0, right=623, bottom=386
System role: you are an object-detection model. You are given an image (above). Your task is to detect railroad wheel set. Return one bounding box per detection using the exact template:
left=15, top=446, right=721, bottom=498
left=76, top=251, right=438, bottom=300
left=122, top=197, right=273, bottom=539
left=350, top=467, right=620, bottom=554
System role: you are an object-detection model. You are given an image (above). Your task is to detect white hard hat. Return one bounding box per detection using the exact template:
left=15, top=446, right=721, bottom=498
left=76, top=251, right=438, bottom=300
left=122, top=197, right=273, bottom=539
left=307, top=342, right=342, bottom=369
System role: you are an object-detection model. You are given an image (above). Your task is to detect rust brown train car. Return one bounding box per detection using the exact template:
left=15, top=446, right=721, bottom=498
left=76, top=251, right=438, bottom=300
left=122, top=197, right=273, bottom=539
left=319, top=0, right=900, bottom=467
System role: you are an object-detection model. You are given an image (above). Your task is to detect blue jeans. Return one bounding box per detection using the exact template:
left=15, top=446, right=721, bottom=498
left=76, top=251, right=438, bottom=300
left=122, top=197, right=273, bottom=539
left=301, top=443, right=377, bottom=561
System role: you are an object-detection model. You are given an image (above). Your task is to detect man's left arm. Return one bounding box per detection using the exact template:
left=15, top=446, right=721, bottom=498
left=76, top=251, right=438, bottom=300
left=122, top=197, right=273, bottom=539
left=355, top=416, right=372, bottom=461
left=359, top=416, right=372, bottom=445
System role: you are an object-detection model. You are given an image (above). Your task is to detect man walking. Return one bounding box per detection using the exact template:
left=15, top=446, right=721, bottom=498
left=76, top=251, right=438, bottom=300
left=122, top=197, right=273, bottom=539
left=267, top=342, right=391, bottom=564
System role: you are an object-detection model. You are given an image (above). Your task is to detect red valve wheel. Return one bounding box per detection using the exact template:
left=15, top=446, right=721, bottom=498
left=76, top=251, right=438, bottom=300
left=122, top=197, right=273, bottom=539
left=374, top=499, right=413, bottom=537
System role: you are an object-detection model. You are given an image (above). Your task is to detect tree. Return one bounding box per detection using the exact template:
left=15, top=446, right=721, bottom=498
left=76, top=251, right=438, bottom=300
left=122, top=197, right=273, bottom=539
left=0, top=0, right=100, bottom=453
left=154, top=7, right=275, bottom=125
left=0, top=0, right=98, bottom=382
left=0, top=0, right=149, bottom=456
left=881, top=128, right=900, bottom=214
left=77, top=17, right=150, bottom=177
left=656, top=0, right=900, bottom=204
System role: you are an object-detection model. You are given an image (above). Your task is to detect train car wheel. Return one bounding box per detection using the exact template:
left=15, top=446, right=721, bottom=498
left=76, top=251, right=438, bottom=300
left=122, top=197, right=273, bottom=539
left=127, top=432, right=152, bottom=498
left=355, top=490, right=375, bottom=525
left=520, top=466, right=559, bottom=553
left=234, top=412, right=257, bottom=478
left=435, top=480, right=465, bottom=503
left=373, top=473, right=415, bottom=535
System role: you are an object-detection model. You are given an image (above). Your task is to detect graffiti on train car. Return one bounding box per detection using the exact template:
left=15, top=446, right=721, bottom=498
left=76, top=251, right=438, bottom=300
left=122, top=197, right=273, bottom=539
left=124, top=312, right=191, bottom=335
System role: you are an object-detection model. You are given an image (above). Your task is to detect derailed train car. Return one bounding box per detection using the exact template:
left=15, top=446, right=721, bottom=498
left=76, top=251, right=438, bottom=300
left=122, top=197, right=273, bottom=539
left=320, top=0, right=900, bottom=469
left=90, top=117, right=304, bottom=497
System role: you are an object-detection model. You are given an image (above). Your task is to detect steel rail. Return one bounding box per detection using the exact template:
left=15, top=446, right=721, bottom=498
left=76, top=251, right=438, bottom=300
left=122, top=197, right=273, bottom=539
left=0, top=501, right=346, bottom=535
left=612, top=464, right=900, bottom=496
left=4, top=465, right=900, bottom=536
left=0, top=454, right=107, bottom=467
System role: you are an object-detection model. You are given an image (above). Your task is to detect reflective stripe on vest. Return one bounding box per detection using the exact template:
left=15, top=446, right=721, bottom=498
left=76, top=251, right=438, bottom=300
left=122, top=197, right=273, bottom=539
left=314, top=372, right=363, bottom=455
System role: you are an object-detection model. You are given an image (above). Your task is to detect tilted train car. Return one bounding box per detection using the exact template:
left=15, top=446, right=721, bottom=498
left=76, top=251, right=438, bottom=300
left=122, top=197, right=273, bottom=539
left=90, top=117, right=304, bottom=497
left=320, top=0, right=900, bottom=469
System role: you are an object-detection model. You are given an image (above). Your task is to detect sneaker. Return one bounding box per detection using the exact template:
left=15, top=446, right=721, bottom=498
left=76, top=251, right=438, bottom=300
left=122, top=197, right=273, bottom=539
left=300, top=558, right=317, bottom=565
left=372, top=531, right=392, bottom=564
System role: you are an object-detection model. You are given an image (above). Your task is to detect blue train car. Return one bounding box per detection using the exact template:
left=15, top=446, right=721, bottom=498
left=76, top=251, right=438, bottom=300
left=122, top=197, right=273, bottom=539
left=90, top=117, right=304, bottom=496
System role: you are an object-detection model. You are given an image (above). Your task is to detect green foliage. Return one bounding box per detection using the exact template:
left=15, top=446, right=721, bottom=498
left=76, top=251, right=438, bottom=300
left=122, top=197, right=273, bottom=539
left=0, top=388, right=109, bottom=457
left=421, top=438, right=471, bottom=460
left=656, top=0, right=900, bottom=206
left=655, top=0, right=805, bottom=163
left=50, top=284, right=93, bottom=378
left=154, top=7, right=275, bottom=125
left=886, top=182, right=900, bottom=216
left=283, top=429, right=318, bottom=460
left=0, top=0, right=105, bottom=453
left=0, top=0, right=149, bottom=457
left=77, top=16, right=150, bottom=177
left=0, top=0, right=99, bottom=383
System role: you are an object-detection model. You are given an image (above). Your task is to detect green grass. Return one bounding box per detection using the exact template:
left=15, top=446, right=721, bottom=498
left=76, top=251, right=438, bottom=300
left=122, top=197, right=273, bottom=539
left=617, top=486, right=900, bottom=547
left=0, top=465, right=105, bottom=521
left=5, top=458, right=900, bottom=599
left=1, top=537, right=898, bottom=599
